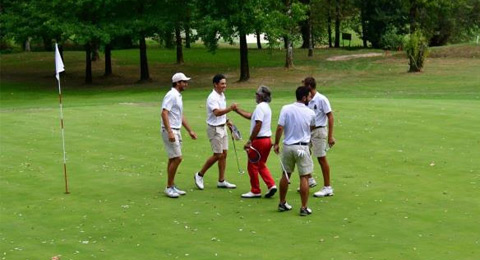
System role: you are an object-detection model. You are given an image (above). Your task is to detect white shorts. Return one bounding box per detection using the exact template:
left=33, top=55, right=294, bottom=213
left=207, top=125, right=228, bottom=154
left=311, top=127, right=327, bottom=157
left=161, top=128, right=182, bottom=158
left=281, top=144, right=313, bottom=176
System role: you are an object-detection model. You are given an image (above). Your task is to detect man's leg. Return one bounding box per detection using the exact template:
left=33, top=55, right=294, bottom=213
left=299, top=175, right=309, bottom=208
left=317, top=156, right=330, bottom=186
left=279, top=174, right=290, bottom=204
left=218, top=150, right=227, bottom=181
left=167, top=157, right=182, bottom=187
left=247, top=161, right=261, bottom=193
left=199, top=153, right=222, bottom=176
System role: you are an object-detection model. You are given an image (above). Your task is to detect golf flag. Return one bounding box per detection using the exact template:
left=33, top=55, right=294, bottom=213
left=54, top=43, right=69, bottom=194
left=55, top=43, right=64, bottom=81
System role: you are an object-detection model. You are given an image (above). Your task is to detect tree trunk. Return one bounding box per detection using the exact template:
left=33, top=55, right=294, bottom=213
left=334, top=0, right=340, bottom=48
left=239, top=32, right=250, bottom=82
left=185, top=24, right=191, bottom=48
left=175, top=25, right=184, bottom=64
left=139, top=36, right=150, bottom=81
left=85, top=43, right=93, bottom=84
left=104, top=44, right=112, bottom=76
left=256, top=30, right=262, bottom=49
left=23, top=38, right=31, bottom=52
left=285, top=37, right=293, bottom=68
left=91, top=42, right=100, bottom=61
left=43, top=36, right=53, bottom=51
left=409, top=0, right=418, bottom=33
left=308, top=23, right=313, bottom=57
left=299, top=0, right=311, bottom=49
left=300, top=21, right=311, bottom=49
left=164, top=29, right=174, bottom=49
left=360, top=8, right=368, bottom=48
left=327, top=0, right=333, bottom=48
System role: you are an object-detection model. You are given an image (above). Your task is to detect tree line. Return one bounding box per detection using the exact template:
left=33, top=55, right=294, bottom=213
left=2, top=0, right=479, bottom=83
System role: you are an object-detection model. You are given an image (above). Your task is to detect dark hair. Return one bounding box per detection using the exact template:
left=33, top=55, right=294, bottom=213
left=303, top=77, right=316, bottom=89
left=296, top=86, right=310, bottom=101
left=213, top=74, right=226, bottom=84
left=256, top=85, right=272, bottom=103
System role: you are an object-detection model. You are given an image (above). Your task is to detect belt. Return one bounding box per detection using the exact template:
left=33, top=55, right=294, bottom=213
left=255, top=136, right=270, bottom=139
left=314, top=126, right=325, bottom=129
left=208, top=124, right=225, bottom=127
left=163, top=127, right=180, bottom=130
left=289, top=142, right=309, bottom=146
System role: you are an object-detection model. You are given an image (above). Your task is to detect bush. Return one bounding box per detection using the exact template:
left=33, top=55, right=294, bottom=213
left=404, top=30, right=429, bottom=72
left=380, top=26, right=405, bottom=50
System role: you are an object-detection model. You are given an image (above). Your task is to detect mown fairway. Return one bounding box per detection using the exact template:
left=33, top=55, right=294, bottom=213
left=1, top=45, right=479, bottom=259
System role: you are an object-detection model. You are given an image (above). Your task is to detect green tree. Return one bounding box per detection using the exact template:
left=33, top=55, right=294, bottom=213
left=404, top=30, right=429, bottom=72
left=263, top=0, right=307, bottom=68
left=196, top=0, right=267, bottom=81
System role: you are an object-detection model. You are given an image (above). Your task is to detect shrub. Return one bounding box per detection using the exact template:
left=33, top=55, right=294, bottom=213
left=404, top=30, right=429, bottom=72
left=380, top=26, right=405, bottom=50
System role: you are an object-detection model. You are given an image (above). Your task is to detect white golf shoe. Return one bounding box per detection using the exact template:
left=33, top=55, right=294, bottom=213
left=194, top=172, right=204, bottom=190
left=313, top=186, right=334, bottom=197
left=296, top=177, right=318, bottom=192
left=172, top=186, right=186, bottom=195
left=164, top=187, right=180, bottom=198
left=278, top=201, right=293, bottom=212
left=241, top=191, right=261, bottom=198
left=217, top=180, right=236, bottom=189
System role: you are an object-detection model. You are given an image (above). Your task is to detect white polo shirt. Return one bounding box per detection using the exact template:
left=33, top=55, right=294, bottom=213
left=250, top=102, right=272, bottom=137
left=278, top=102, right=315, bottom=145
left=161, top=87, right=183, bottom=129
left=206, top=89, right=227, bottom=126
left=308, top=92, right=332, bottom=127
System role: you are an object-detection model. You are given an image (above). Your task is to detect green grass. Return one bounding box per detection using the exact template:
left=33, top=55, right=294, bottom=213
left=1, top=45, right=480, bottom=259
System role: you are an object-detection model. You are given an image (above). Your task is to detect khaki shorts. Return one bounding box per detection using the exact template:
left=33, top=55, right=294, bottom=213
left=207, top=125, right=228, bottom=154
left=311, top=127, right=328, bottom=157
left=161, top=129, right=182, bottom=158
left=281, top=144, right=313, bottom=176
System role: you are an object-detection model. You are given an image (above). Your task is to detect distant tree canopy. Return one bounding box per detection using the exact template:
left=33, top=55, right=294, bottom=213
left=2, top=0, right=479, bottom=82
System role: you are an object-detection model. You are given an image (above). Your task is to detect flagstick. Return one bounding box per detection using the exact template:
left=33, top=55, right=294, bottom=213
left=57, top=78, right=69, bottom=194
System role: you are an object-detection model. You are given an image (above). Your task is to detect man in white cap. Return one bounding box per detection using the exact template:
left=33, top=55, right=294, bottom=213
left=194, top=74, right=238, bottom=190
left=161, top=72, right=197, bottom=198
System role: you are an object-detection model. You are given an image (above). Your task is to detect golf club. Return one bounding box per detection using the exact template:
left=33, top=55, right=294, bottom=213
left=246, top=145, right=261, bottom=163
left=276, top=152, right=290, bottom=184
left=231, top=135, right=245, bottom=174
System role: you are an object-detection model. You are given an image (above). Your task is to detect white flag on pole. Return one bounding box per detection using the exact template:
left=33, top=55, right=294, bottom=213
left=55, top=43, right=65, bottom=81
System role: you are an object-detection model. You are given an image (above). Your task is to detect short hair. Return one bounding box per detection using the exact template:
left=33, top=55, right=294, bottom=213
left=303, top=77, right=316, bottom=89
left=213, top=74, right=226, bottom=84
left=256, top=85, right=272, bottom=103
left=296, top=86, right=310, bottom=101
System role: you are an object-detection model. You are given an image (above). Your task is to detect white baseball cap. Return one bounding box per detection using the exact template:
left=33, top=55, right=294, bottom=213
left=172, top=72, right=191, bottom=83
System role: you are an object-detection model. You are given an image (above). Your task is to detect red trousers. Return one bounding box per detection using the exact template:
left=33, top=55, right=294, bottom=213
left=247, top=138, right=276, bottom=194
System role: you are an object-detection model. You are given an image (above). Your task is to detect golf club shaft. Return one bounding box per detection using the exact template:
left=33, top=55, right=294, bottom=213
left=231, top=135, right=243, bottom=174
left=277, top=153, right=290, bottom=183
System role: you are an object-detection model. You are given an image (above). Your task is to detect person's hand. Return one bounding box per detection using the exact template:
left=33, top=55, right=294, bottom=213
left=168, top=131, right=175, bottom=142
left=230, top=103, right=238, bottom=111
left=273, top=143, right=280, bottom=154
left=244, top=140, right=251, bottom=150
left=227, top=119, right=233, bottom=127
left=328, top=137, right=336, bottom=148
left=189, top=130, right=197, bottom=140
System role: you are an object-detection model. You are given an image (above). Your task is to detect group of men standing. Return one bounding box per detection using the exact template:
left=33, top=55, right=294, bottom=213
left=160, top=72, right=335, bottom=216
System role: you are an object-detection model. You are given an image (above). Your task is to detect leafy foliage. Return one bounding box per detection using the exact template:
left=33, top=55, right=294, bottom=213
left=404, top=30, right=429, bottom=72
